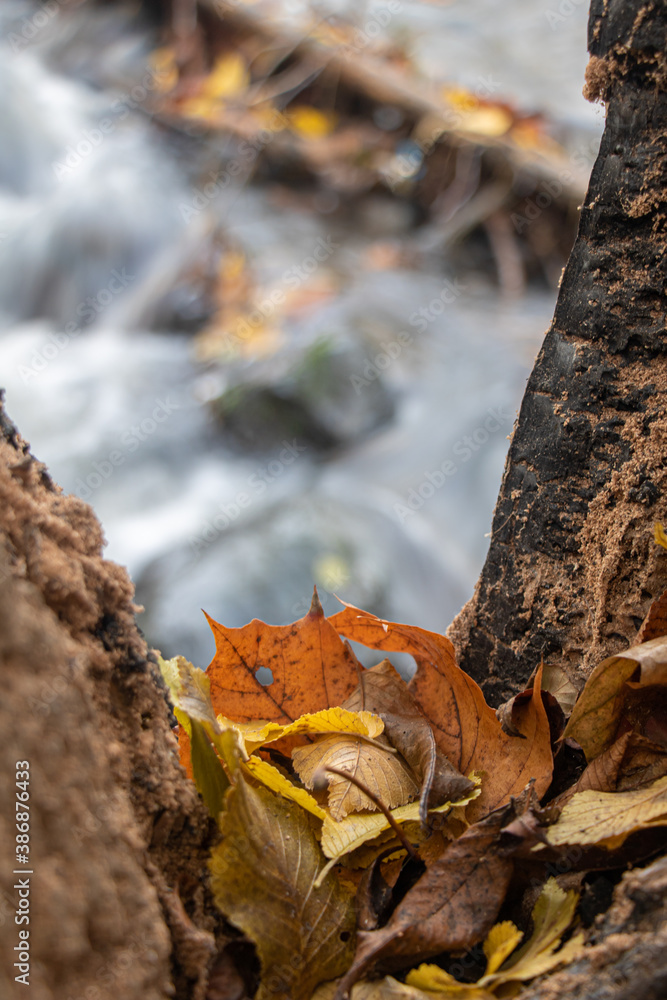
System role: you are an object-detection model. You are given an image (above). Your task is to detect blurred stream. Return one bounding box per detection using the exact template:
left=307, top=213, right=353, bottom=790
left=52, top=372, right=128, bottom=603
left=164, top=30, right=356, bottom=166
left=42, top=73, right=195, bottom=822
left=0, top=0, right=603, bottom=666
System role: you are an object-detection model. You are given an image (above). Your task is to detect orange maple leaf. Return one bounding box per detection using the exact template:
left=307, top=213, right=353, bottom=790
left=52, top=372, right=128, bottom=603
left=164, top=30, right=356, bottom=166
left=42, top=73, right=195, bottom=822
left=328, top=603, right=553, bottom=819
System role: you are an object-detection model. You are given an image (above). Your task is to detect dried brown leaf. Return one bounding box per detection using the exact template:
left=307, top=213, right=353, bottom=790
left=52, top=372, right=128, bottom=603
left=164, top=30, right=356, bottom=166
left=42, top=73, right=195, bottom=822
left=564, top=636, right=667, bottom=760
left=293, top=733, right=419, bottom=820
left=329, top=605, right=553, bottom=821
left=569, top=732, right=667, bottom=797
left=540, top=664, right=580, bottom=716
left=342, top=660, right=475, bottom=824
left=332, top=797, right=531, bottom=999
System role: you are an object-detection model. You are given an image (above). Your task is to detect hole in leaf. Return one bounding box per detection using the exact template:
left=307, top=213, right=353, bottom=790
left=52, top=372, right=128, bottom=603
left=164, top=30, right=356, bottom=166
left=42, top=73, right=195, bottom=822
left=339, top=931, right=351, bottom=942
left=255, top=666, right=274, bottom=686
left=346, top=641, right=417, bottom=680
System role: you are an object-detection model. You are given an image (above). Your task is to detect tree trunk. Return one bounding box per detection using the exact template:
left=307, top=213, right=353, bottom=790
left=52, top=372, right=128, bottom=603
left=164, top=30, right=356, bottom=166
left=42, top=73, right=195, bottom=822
left=449, top=0, right=667, bottom=708
left=444, top=4, right=667, bottom=992
left=0, top=399, right=219, bottom=999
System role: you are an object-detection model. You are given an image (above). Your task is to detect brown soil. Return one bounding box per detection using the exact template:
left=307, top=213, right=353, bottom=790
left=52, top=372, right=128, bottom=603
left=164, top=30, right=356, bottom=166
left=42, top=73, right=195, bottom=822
left=0, top=398, right=219, bottom=1000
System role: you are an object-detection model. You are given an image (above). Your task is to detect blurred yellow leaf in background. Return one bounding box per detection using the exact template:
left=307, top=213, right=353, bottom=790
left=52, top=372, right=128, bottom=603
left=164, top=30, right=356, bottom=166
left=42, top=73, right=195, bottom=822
left=289, top=106, right=338, bottom=138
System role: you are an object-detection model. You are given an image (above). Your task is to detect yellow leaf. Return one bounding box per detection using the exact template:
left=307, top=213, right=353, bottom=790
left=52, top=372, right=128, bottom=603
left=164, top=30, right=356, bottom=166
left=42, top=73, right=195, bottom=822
left=159, top=654, right=230, bottom=759
left=190, top=717, right=230, bottom=819
left=219, top=249, right=247, bottom=283
left=482, top=921, right=523, bottom=975
left=244, top=754, right=326, bottom=819
left=149, top=46, right=178, bottom=93
left=179, top=97, right=221, bottom=123
left=289, top=106, right=337, bottom=138
left=457, top=107, right=512, bottom=137
left=318, top=892, right=582, bottom=1000
left=320, top=789, right=480, bottom=864
left=405, top=879, right=584, bottom=996
left=201, top=52, right=249, bottom=100
left=158, top=652, right=182, bottom=700
left=210, top=775, right=355, bottom=1000
left=442, top=86, right=480, bottom=112
left=545, top=774, right=667, bottom=848
left=441, top=87, right=512, bottom=136
left=655, top=522, right=667, bottom=550
left=480, top=878, right=583, bottom=987
left=228, top=706, right=385, bottom=754
left=406, top=965, right=492, bottom=997
left=167, top=656, right=216, bottom=725
left=293, top=733, right=419, bottom=820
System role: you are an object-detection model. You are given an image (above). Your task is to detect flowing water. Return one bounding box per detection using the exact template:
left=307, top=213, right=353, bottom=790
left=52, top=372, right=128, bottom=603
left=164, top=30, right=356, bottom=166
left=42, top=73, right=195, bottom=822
left=0, top=0, right=602, bottom=667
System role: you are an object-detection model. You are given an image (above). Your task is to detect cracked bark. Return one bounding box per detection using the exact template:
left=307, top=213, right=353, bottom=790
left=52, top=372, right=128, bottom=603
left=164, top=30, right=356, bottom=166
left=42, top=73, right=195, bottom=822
left=448, top=0, right=667, bottom=709
left=447, top=6, right=667, bottom=991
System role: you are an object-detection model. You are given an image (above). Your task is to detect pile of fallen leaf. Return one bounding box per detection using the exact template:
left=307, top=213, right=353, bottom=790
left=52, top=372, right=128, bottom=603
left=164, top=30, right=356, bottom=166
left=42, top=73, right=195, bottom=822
left=160, top=537, right=667, bottom=1000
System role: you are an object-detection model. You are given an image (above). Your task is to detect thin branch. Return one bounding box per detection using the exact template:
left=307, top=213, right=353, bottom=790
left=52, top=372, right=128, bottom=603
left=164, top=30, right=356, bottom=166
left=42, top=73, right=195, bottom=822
left=323, top=764, right=418, bottom=859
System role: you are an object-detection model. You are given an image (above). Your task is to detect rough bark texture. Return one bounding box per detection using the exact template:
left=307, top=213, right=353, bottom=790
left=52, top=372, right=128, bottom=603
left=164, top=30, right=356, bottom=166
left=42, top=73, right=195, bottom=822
left=449, top=0, right=667, bottom=708
left=0, top=397, right=219, bottom=1000
left=521, top=854, right=667, bottom=1000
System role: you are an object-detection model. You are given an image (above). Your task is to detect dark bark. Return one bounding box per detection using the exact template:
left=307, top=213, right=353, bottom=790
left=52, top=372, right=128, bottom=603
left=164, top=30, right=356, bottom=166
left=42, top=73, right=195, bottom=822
left=449, top=0, right=667, bottom=708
